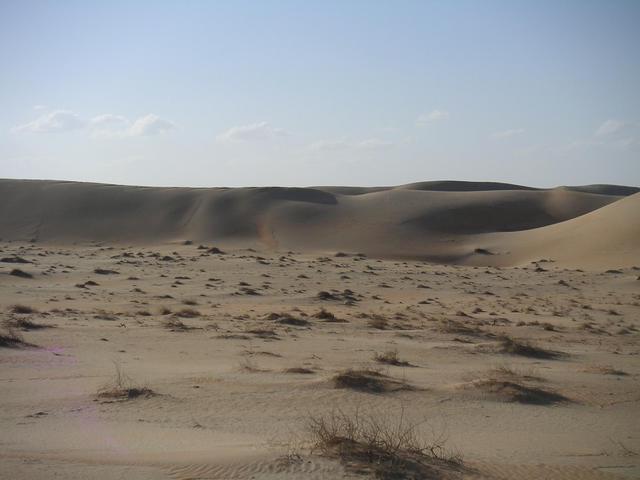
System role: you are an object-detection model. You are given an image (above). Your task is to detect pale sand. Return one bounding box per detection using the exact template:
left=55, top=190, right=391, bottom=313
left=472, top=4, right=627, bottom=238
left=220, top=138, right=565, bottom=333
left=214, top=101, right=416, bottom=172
left=0, top=179, right=638, bottom=479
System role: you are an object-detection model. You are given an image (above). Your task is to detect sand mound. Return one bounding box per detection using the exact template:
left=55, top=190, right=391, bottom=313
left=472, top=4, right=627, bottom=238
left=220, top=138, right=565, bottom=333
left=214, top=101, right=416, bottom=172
left=0, top=178, right=637, bottom=268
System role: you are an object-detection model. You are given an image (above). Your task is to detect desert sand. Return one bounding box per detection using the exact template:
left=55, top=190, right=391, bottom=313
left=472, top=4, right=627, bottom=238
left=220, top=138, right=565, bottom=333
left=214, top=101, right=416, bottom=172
left=1, top=179, right=639, bottom=479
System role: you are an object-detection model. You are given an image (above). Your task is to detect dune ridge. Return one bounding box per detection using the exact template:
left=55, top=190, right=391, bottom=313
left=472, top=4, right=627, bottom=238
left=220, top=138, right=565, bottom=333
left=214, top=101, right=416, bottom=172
left=0, top=178, right=637, bottom=268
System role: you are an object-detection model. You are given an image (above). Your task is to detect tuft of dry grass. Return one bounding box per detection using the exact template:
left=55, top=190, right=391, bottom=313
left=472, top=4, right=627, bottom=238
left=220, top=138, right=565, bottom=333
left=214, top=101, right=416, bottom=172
left=333, top=369, right=413, bottom=393
left=497, top=335, right=562, bottom=359
left=306, top=406, right=462, bottom=479
left=471, top=379, right=568, bottom=405
left=9, top=304, right=39, bottom=314
left=367, top=315, right=389, bottom=330
left=284, top=367, right=315, bottom=374
left=582, top=365, right=628, bottom=376
left=174, top=308, right=201, bottom=318
left=373, top=349, right=411, bottom=367
left=9, top=268, right=33, bottom=279
left=0, top=327, right=32, bottom=348
left=313, top=308, right=347, bottom=323
left=97, top=363, right=154, bottom=401
left=265, top=312, right=310, bottom=327
left=4, top=317, right=49, bottom=331
left=94, top=268, right=120, bottom=275
left=162, top=318, right=193, bottom=331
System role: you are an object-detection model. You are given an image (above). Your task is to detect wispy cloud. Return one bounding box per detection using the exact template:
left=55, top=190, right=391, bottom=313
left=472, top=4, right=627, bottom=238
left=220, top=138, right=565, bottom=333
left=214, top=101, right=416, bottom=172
left=416, top=109, right=449, bottom=126
left=216, top=122, right=289, bottom=143
left=595, top=119, right=626, bottom=137
left=88, top=114, right=130, bottom=137
left=309, top=137, right=393, bottom=152
left=12, top=109, right=175, bottom=137
left=12, top=110, right=85, bottom=133
left=490, top=128, right=524, bottom=140
left=128, top=114, right=175, bottom=136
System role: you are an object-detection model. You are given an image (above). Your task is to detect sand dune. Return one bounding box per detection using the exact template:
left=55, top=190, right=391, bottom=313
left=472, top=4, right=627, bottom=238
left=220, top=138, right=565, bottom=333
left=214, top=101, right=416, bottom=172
left=0, top=178, right=637, bottom=268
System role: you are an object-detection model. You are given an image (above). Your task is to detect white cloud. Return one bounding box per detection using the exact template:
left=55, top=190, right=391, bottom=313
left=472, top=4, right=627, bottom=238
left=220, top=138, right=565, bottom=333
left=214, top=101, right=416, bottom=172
left=309, top=137, right=393, bottom=152
left=490, top=128, right=524, bottom=140
left=416, top=109, right=450, bottom=125
left=595, top=119, right=625, bottom=137
left=88, top=114, right=131, bottom=138
left=216, top=122, right=288, bottom=143
left=12, top=110, right=86, bottom=133
left=12, top=110, right=175, bottom=138
left=128, top=114, right=175, bottom=136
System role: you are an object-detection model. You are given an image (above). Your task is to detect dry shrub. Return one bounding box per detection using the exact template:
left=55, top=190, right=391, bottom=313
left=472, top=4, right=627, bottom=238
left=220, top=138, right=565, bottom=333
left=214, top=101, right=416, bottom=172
left=175, top=308, right=201, bottom=318
left=9, top=304, right=38, bottom=314
left=313, top=308, right=347, bottom=323
left=9, top=268, right=33, bottom=279
left=471, top=379, right=568, bottom=405
left=333, top=369, right=413, bottom=393
left=374, top=349, right=411, bottom=367
left=94, top=268, right=119, bottom=275
left=0, top=327, right=32, bottom=348
left=367, top=315, right=389, bottom=330
left=97, top=363, right=154, bottom=400
left=497, top=335, right=562, bottom=359
left=4, top=317, right=49, bottom=331
left=265, top=312, right=309, bottom=327
left=307, top=405, right=462, bottom=479
left=163, top=318, right=193, bottom=331
left=284, top=367, right=315, bottom=374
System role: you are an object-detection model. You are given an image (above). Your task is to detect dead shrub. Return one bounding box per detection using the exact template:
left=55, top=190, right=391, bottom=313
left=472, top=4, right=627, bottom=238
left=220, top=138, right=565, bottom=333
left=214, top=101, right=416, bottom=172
left=97, top=363, right=155, bottom=400
left=333, top=369, right=413, bottom=393
left=374, top=349, right=411, bottom=367
left=306, top=405, right=462, bottom=479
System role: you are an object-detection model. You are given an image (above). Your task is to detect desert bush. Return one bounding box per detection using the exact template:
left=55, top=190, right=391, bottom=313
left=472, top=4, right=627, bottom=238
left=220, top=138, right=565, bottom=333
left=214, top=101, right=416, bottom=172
left=306, top=405, right=462, bottom=479
left=163, top=318, right=193, bottom=331
left=497, top=335, right=561, bottom=359
left=284, top=367, right=315, bottom=374
left=175, top=308, right=201, bottom=318
left=0, top=327, right=31, bottom=348
left=9, top=268, right=33, bottom=279
left=374, top=349, right=410, bottom=367
left=97, top=363, right=154, bottom=400
left=333, top=369, right=413, bottom=393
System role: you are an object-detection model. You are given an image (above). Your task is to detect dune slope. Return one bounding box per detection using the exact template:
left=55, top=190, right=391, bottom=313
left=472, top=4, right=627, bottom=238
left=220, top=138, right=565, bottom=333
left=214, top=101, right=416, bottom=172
left=0, top=179, right=637, bottom=267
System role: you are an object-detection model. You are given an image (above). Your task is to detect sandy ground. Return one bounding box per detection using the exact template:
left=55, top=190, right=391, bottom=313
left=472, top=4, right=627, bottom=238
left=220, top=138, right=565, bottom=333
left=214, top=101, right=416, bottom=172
left=1, top=241, right=639, bottom=479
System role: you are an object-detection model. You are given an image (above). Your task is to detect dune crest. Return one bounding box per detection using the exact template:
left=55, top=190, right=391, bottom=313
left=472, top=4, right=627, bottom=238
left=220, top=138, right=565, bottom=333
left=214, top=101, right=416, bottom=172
left=0, top=178, right=637, bottom=268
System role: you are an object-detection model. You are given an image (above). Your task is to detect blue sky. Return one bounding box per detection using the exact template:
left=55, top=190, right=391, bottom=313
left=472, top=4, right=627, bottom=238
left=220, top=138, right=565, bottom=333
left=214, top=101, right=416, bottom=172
left=1, top=0, right=638, bottom=187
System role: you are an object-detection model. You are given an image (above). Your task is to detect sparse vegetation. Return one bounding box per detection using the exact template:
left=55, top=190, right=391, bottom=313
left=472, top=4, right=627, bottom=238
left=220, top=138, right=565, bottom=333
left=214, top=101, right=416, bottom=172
left=4, top=317, right=49, bottom=331
left=162, top=317, right=193, bottom=331
left=306, top=406, right=462, bottom=479
left=471, top=378, right=568, bottom=405
left=333, top=369, right=413, bottom=393
left=94, top=268, right=120, bottom=275
left=497, top=335, right=561, bottom=359
left=97, top=363, right=155, bottom=400
left=284, top=367, right=315, bottom=374
left=367, top=315, right=389, bottom=330
left=265, top=312, right=310, bottom=326
left=9, top=268, right=33, bottom=279
left=9, top=304, right=38, bottom=314
left=0, top=327, right=32, bottom=348
left=174, top=307, right=201, bottom=318
left=374, top=349, right=411, bottom=367
left=313, top=308, right=346, bottom=322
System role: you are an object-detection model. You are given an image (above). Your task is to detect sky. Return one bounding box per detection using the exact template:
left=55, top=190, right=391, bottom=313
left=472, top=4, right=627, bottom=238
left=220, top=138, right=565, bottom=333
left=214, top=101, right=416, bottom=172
left=1, top=0, right=639, bottom=188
